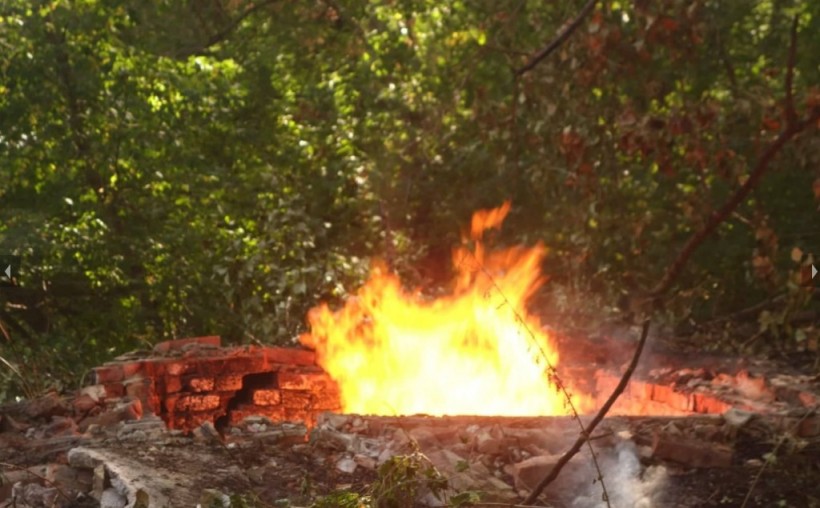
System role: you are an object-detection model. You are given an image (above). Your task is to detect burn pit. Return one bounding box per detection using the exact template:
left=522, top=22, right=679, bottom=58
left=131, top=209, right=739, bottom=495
left=92, top=336, right=341, bottom=431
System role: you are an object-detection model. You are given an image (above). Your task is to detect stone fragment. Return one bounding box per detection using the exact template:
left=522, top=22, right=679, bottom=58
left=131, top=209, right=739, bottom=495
left=512, top=455, right=559, bottom=491
left=336, top=457, right=357, bottom=474
left=100, top=487, right=127, bottom=508
left=354, top=454, right=377, bottom=470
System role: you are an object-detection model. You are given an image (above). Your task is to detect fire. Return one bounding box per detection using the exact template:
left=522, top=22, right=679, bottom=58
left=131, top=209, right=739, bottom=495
left=300, top=202, right=589, bottom=416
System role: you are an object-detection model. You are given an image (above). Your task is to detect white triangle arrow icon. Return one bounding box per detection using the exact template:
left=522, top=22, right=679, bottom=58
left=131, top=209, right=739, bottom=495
left=813, top=265, right=818, bottom=280
left=3, top=265, right=9, bottom=279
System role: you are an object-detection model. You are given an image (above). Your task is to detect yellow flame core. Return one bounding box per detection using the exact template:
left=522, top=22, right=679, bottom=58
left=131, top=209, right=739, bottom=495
left=300, top=201, right=586, bottom=416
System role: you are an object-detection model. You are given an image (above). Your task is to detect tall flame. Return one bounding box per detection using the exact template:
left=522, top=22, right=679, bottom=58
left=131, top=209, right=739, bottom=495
left=300, top=202, right=588, bottom=416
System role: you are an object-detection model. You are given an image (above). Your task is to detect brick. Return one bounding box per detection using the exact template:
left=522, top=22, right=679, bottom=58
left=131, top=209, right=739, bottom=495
left=630, top=380, right=654, bottom=399
left=124, top=376, right=154, bottom=401
left=284, top=408, right=316, bottom=427
left=186, top=377, right=215, bottom=392
left=215, top=374, right=243, bottom=392
left=165, top=376, right=182, bottom=394
left=311, top=389, right=342, bottom=411
left=265, top=347, right=316, bottom=366
left=652, top=433, right=733, bottom=468
left=94, top=365, right=124, bottom=384
left=278, top=370, right=333, bottom=391
left=121, top=361, right=143, bottom=378
left=282, top=390, right=311, bottom=409
left=153, top=336, right=221, bottom=354
left=252, top=389, right=282, bottom=406
left=164, top=361, right=188, bottom=377
left=103, top=383, right=124, bottom=399
left=182, top=394, right=221, bottom=412
left=652, top=384, right=674, bottom=404
left=692, top=393, right=731, bottom=414
left=224, top=355, right=266, bottom=375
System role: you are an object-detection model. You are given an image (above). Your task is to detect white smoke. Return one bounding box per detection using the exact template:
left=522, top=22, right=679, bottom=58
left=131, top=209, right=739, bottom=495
left=571, top=440, right=667, bottom=508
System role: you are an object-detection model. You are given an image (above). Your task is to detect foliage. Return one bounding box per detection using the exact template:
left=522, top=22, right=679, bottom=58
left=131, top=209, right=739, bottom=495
left=1, top=0, right=818, bottom=397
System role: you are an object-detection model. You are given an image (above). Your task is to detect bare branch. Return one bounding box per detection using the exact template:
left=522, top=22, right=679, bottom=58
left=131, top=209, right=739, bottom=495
left=515, top=0, right=597, bottom=76
left=522, top=319, right=651, bottom=505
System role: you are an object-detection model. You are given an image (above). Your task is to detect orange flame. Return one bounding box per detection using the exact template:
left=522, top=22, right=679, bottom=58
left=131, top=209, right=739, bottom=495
left=300, top=202, right=589, bottom=416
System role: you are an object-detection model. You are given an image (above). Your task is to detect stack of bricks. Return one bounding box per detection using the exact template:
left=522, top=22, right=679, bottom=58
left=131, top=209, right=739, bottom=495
left=92, top=336, right=341, bottom=431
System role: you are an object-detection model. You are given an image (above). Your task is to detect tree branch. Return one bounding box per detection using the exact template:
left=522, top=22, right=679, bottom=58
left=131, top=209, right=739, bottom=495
left=651, top=15, right=817, bottom=298
left=522, top=319, right=651, bottom=505
left=203, top=0, right=280, bottom=48
left=515, top=0, right=597, bottom=76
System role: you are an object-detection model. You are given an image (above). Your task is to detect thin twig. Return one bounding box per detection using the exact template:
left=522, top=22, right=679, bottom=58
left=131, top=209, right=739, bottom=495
left=740, top=406, right=818, bottom=508
left=0, top=462, right=72, bottom=502
left=523, top=319, right=651, bottom=505
left=515, top=0, right=597, bottom=76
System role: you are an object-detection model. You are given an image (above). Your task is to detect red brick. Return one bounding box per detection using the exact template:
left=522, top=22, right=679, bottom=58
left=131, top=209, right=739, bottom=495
left=284, top=408, right=316, bottom=427
left=652, top=433, right=733, bottom=468
left=692, top=393, right=731, bottom=414
left=652, top=384, right=673, bottom=404
left=265, top=347, right=316, bottom=366
left=177, top=394, right=221, bottom=412
left=253, top=389, right=281, bottom=406
left=165, top=376, right=182, bottom=394
left=312, top=389, right=342, bottom=411
left=224, top=355, right=266, bottom=375
left=278, top=370, right=333, bottom=391
left=164, top=361, right=188, bottom=376
left=215, top=374, right=243, bottom=392
left=153, top=336, right=221, bottom=354
left=103, top=382, right=124, bottom=398
left=124, top=376, right=154, bottom=401
left=282, top=390, right=312, bottom=409
left=630, top=380, right=654, bottom=399
left=94, top=365, right=124, bottom=384
left=122, top=361, right=143, bottom=378
left=186, top=377, right=215, bottom=392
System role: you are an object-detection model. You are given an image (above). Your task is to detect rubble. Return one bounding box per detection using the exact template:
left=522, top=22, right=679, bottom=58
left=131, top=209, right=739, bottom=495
left=1, top=335, right=818, bottom=507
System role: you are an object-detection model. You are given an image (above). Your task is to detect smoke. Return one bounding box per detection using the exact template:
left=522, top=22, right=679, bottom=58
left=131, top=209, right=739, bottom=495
left=571, top=440, right=667, bottom=508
